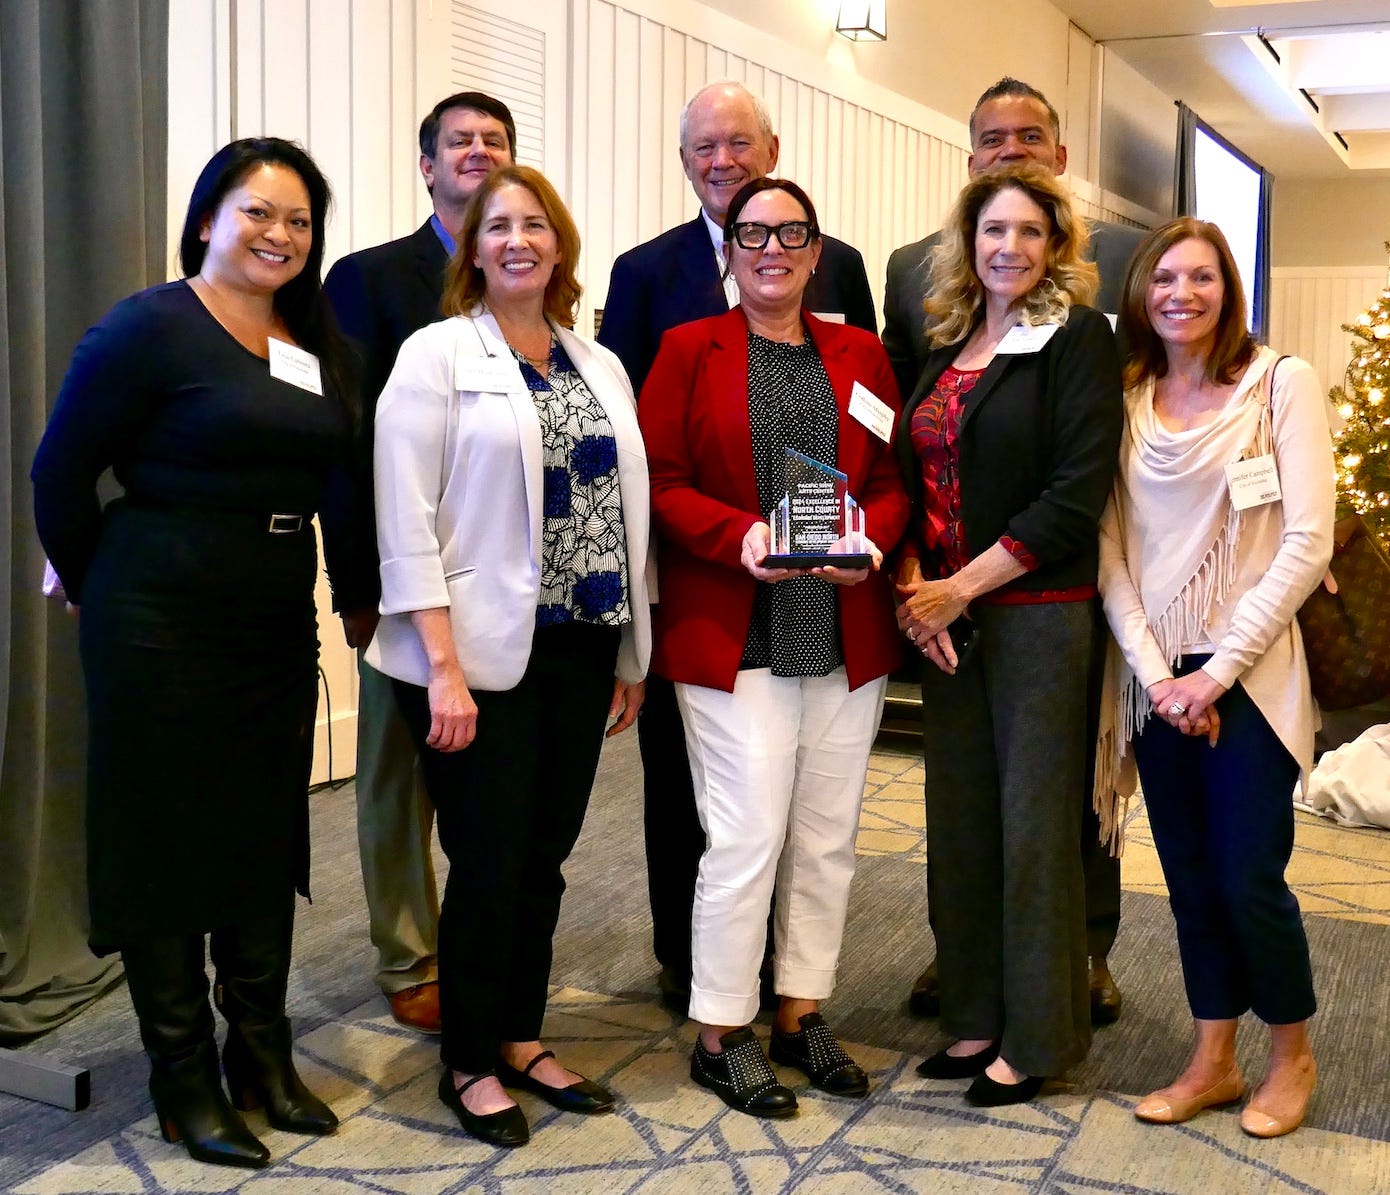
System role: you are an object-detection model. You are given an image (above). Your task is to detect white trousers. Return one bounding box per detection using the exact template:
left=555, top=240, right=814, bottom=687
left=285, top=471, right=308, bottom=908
left=676, top=667, right=887, bottom=1027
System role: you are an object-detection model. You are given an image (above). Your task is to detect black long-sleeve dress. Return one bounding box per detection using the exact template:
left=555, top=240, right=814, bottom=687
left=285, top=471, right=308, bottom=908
left=31, top=280, right=351, bottom=952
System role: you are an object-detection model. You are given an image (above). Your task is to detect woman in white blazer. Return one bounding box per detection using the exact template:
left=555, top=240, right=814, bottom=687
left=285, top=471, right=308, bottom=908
left=368, top=166, right=651, bottom=1149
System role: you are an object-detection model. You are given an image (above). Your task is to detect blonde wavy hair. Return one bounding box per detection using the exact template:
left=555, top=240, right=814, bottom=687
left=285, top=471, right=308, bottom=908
left=924, top=164, right=1097, bottom=348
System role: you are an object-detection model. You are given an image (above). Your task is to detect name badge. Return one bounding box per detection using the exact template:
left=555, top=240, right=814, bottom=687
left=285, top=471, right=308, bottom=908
left=456, top=355, right=526, bottom=392
left=267, top=338, right=323, bottom=395
left=1225, top=453, right=1282, bottom=511
left=996, top=323, right=1059, bottom=354
left=810, top=311, right=846, bottom=325
left=848, top=381, right=893, bottom=443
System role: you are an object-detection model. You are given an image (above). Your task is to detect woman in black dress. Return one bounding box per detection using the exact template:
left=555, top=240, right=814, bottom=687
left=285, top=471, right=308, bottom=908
left=32, top=138, right=354, bottom=1170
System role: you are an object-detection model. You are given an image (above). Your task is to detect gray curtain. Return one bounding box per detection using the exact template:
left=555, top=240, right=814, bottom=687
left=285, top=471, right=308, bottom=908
left=0, top=0, right=168, bottom=1040
left=1173, top=101, right=1196, bottom=218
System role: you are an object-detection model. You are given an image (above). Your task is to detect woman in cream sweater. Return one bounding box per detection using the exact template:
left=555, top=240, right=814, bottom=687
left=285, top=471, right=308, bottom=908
left=1098, top=217, right=1335, bottom=1138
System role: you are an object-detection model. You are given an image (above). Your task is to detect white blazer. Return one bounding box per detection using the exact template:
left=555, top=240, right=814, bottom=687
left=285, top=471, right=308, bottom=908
left=366, top=309, right=653, bottom=691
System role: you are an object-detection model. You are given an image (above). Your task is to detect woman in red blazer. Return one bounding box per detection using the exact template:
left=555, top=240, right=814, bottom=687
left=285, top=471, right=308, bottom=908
left=639, top=178, right=908, bottom=1120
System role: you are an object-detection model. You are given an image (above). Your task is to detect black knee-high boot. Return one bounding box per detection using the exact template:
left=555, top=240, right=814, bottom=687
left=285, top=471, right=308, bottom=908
left=211, top=907, right=338, bottom=1136
left=121, top=937, right=270, bottom=1169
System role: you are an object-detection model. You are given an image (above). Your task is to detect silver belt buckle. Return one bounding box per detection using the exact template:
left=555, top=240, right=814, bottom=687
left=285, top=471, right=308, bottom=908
left=268, top=513, right=303, bottom=534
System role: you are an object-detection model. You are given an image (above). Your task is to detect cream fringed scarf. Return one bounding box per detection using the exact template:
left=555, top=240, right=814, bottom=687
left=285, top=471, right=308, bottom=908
left=1093, top=355, right=1275, bottom=852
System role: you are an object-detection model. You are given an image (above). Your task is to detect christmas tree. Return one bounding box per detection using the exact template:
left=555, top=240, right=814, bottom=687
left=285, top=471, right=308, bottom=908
left=1329, top=243, right=1390, bottom=546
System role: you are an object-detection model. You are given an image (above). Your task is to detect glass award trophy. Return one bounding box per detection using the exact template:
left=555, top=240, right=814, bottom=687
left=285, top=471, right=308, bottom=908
left=762, top=447, right=872, bottom=569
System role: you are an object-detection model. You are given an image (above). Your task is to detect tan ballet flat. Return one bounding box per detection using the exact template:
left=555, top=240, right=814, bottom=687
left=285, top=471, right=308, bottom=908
left=1240, top=1059, right=1317, bottom=1139
left=1134, top=1066, right=1245, bottom=1124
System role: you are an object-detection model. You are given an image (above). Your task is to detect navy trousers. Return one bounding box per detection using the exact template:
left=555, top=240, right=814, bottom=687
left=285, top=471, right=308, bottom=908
left=394, top=623, right=619, bottom=1072
left=1132, top=659, right=1316, bottom=1025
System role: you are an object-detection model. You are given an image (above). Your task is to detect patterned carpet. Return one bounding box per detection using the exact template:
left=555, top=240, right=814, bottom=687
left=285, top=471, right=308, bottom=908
left=6, top=735, right=1390, bottom=1194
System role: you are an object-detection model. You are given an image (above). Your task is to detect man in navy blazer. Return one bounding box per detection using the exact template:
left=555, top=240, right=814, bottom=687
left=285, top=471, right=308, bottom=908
left=883, top=76, right=1140, bottom=1027
left=322, top=90, right=516, bottom=1035
left=597, top=80, right=877, bottom=1014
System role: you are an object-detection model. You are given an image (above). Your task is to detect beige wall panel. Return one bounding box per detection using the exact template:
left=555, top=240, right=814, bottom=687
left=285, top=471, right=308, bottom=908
left=1268, top=268, right=1386, bottom=403
left=1274, top=179, right=1390, bottom=270
left=307, top=0, right=354, bottom=269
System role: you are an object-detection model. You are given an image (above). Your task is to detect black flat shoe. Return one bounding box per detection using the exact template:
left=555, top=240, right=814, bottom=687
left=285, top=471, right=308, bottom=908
left=437, top=1070, right=529, bottom=1147
left=657, top=967, right=691, bottom=1017
left=769, top=1012, right=868, bottom=1098
left=691, top=1027, right=798, bottom=1119
left=964, top=1072, right=1045, bottom=1107
left=908, top=960, right=941, bottom=1018
left=1089, top=957, right=1123, bottom=1026
left=915, top=1041, right=1000, bottom=1080
left=497, top=1050, right=615, bottom=1114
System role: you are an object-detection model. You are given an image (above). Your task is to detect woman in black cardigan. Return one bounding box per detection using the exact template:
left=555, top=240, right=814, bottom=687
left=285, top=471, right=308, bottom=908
left=893, top=164, right=1122, bottom=1106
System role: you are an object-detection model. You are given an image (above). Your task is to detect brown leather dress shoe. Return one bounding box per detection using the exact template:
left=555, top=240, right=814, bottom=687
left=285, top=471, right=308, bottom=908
left=908, top=960, right=941, bottom=1018
left=387, top=982, right=441, bottom=1034
left=1089, top=957, right=1122, bottom=1026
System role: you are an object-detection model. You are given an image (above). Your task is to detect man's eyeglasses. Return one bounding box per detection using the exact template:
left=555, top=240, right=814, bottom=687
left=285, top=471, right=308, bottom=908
left=727, top=221, right=818, bottom=251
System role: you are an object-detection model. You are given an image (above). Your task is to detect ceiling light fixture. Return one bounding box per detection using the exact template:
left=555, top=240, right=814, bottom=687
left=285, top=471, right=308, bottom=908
left=836, top=0, right=887, bottom=42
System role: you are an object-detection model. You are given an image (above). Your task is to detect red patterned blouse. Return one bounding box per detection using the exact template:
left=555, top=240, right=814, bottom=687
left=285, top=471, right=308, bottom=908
left=908, top=365, right=1039, bottom=581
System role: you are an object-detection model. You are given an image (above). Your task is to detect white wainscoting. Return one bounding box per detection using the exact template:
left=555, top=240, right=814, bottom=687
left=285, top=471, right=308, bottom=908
left=570, top=0, right=974, bottom=335
left=569, top=0, right=1162, bottom=336
left=1268, top=267, right=1387, bottom=398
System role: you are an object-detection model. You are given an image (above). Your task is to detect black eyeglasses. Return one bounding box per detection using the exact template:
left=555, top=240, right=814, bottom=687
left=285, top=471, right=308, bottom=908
left=727, top=221, right=818, bottom=251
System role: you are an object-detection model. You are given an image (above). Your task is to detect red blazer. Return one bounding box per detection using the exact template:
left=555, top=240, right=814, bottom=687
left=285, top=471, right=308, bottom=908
left=638, top=307, right=909, bottom=693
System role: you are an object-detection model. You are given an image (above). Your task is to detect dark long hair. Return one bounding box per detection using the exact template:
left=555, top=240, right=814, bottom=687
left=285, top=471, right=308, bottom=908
left=179, top=137, right=355, bottom=423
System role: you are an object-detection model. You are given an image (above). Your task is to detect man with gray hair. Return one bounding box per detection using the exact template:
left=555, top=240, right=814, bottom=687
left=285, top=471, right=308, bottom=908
left=883, top=75, right=1143, bottom=1027
left=598, top=79, right=877, bottom=1014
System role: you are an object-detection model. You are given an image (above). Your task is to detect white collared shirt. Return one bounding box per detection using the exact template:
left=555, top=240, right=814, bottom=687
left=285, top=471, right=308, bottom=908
left=702, top=208, right=739, bottom=309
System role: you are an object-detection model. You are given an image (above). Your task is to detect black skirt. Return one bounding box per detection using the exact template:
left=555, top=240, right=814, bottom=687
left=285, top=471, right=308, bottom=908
left=78, top=500, right=320, bottom=952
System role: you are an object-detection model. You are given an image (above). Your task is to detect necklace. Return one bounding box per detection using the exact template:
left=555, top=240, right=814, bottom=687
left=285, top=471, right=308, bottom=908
left=483, top=301, right=552, bottom=371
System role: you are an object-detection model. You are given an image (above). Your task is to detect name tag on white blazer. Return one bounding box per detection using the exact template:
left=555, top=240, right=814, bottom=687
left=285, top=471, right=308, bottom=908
left=457, top=355, right=525, bottom=392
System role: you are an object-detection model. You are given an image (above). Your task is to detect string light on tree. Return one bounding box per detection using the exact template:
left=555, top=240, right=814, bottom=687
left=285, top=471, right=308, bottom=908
left=1327, top=242, right=1390, bottom=545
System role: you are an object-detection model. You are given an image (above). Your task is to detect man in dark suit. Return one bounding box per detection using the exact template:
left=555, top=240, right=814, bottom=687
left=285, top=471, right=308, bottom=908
left=323, top=91, right=516, bottom=1035
left=597, top=80, right=878, bottom=1014
left=883, top=76, right=1143, bottom=1026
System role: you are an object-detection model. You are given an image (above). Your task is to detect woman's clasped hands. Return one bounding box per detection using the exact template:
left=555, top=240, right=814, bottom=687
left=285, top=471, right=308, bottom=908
left=1147, top=672, right=1227, bottom=745
left=894, top=558, right=969, bottom=674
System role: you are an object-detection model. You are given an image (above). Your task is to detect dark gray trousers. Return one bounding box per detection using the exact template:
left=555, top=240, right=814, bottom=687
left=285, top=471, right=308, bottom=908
left=919, top=601, right=1096, bottom=1077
